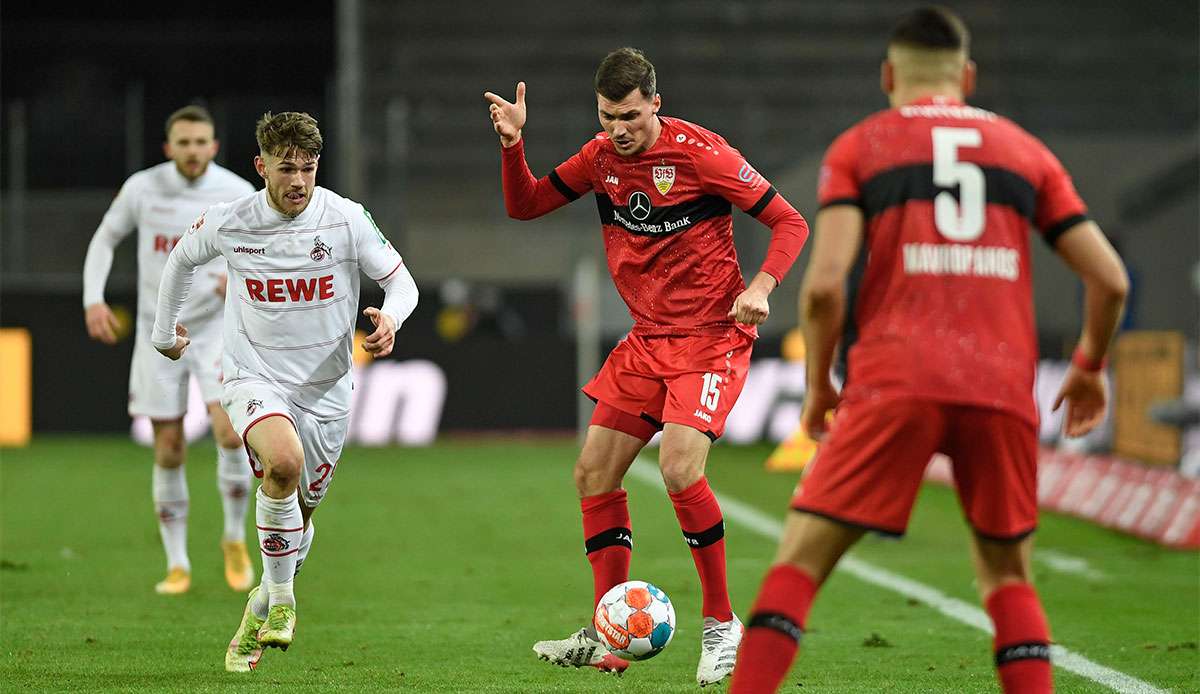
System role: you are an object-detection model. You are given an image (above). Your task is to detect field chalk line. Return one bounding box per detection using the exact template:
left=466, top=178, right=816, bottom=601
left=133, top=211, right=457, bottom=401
left=628, top=459, right=1168, bottom=694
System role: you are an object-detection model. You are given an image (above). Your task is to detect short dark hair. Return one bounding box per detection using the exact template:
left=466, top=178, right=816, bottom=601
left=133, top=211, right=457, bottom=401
left=594, top=47, right=656, bottom=101
left=255, top=111, right=323, bottom=159
left=164, top=105, right=214, bottom=139
left=889, top=6, right=970, bottom=52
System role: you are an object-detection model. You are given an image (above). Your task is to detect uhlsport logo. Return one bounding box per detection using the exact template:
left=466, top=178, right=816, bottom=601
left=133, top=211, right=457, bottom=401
left=310, top=236, right=333, bottom=262
left=627, top=191, right=652, bottom=221
left=262, top=533, right=290, bottom=553
left=233, top=245, right=266, bottom=255
left=653, top=166, right=675, bottom=195
left=246, top=398, right=263, bottom=416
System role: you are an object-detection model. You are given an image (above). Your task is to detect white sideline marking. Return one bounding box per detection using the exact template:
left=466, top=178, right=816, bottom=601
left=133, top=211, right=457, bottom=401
left=627, top=459, right=1168, bottom=694
left=1036, top=549, right=1107, bottom=581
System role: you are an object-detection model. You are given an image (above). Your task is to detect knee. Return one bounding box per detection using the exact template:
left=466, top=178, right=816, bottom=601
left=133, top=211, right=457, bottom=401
left=214, top=429, right=242, bottom=451
left=978, top=568, right=1032, bottom=599
left=154, top=430, right=186, bottom=468
left=658, top=453, right=702, bottom=493
left=209, top=410, right=242, bottom=450
left=974, top=541, right=1033, bottom=598
left=213, top=424, right=242, bottom=451
left=574, top=455, right=619, bottom=497
left=264, top=450, right=303, bottom=489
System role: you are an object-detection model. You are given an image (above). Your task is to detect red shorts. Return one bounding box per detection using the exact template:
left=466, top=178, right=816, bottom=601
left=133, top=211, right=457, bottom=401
left=792, top=396, right=1038, bottom=540
left=582, top=331, right=753, bottom=441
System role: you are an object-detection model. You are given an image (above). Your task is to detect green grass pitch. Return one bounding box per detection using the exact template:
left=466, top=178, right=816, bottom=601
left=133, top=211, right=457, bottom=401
left=2, top=437, right=1197, bottom=692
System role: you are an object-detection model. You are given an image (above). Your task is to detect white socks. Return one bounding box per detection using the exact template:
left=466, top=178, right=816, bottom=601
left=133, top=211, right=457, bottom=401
left=294, top=520, right=316, bottom=578
left=255, top=487, right=303, bottom=608
left=152, top=465, right=190, bottom=573
left=216, top=446, right=251, bottom=542
left=251, top=520, right=314, bottom=620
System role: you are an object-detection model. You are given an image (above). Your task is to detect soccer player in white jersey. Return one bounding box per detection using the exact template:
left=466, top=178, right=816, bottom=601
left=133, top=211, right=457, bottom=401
left=150, top=111, right=419, bottom=672
left=82, top=105, right=257, bottom=596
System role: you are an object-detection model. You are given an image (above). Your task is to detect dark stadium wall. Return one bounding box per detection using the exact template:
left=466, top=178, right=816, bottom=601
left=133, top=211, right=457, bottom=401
left=0, top=288, right=579, bottom=434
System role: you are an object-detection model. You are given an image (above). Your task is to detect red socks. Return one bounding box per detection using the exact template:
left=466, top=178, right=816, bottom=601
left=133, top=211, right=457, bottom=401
left=581, top=489, right=632, bottom=606
left=669, top=477, right=733, bottom=621
left=729, top=564, right=818, bottom=693
left=986, top=583, right=1053, bottom=693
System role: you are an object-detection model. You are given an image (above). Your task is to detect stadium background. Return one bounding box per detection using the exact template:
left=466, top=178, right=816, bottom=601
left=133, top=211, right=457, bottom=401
left=2, top=0, right=1196, bottom=437
left=1, top=3, right=1198, bottom=693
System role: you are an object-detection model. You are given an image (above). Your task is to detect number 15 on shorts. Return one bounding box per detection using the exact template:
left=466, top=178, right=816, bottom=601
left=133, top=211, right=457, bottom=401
left=700, top=373, right=722, bottom=411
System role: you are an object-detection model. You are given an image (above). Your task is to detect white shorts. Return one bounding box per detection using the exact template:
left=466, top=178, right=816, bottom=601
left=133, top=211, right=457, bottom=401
left=128, top=317, right=223, bottom=420
left=222, top=378, right=349, bottom=509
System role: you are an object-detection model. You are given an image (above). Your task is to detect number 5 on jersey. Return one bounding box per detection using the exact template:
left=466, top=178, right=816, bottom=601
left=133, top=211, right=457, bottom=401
left=700, top=373, right=722, bottom=411
left=932, top=126, right=984, bottom=241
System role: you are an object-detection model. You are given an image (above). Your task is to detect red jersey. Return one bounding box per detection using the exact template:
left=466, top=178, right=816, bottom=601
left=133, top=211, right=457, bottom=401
left=501, top=116, right=808, bottom=337
left=819, top=96, right=1088, bottom=425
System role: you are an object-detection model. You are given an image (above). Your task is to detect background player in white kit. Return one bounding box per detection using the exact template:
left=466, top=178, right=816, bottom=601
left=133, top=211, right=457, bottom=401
left=151, top=111, right=419, bottom=672
left=82, top=105, right=257, bottom=596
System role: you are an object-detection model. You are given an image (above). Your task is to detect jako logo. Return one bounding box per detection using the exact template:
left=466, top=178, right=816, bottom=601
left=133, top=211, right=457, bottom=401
left=234, top=246, right=266, bottom=255
left=246, top=276, right=334, bottom=302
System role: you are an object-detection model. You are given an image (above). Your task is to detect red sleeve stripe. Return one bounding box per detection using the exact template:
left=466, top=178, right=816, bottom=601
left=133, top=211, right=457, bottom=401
left=372, top=259, right=404, bottom=283
left=241, top=412, right=296, bottom=442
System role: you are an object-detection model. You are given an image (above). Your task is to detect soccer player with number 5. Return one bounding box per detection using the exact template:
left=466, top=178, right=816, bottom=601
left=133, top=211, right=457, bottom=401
left=731, top=7, right=1129, bottom=693
left=485, top=48, right=809, bottom=686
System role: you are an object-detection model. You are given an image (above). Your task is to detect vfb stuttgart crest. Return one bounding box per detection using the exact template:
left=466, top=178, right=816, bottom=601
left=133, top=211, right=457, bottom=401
left=310, top=236, right=333, bottom=262
left=653, top=166, right=675, bottom=196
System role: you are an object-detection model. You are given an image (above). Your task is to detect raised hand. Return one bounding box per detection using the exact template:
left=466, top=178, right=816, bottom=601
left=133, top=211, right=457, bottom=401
left=85, top=302, right=122, bottom=345
left=156, top=324, right=190, bottom=361
left=483, top=81, right=527, bottom=147
left=362, top=307, right=397, bottom=358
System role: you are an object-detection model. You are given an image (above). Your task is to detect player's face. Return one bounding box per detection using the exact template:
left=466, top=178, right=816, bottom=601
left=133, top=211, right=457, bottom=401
left=164, top=121, right=218, bottom=181
left=256, top=150, right=318, bottom=218
left=597, top=89, right=662, bottom=157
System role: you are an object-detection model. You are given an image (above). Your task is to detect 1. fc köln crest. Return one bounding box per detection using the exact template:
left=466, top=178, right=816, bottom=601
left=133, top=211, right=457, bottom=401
left=653, top=166, right=675, bottom=196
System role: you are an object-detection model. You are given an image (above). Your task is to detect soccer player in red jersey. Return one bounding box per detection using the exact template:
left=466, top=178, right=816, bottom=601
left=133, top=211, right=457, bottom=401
left=484, top=48, right=810, bottom=685
left=730, top=7, right=1128, bottom=694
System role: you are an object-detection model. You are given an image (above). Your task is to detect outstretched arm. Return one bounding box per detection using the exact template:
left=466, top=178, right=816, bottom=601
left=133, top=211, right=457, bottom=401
left=82, top=182, right=138, bottom=344
left=484, top=82, right=587, bottom=220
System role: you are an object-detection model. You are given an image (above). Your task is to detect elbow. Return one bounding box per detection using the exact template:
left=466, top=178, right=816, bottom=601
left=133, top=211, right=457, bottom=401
left=1110, top=267, right=1131, bottom=303
left=506, top=205, right=536, bottom=221
left=801, top=278, right=843, bottom=315
left=1095, top=265, right=1130, bottom=305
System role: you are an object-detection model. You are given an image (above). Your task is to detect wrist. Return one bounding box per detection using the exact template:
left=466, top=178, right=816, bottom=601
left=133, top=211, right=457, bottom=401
left=1071, top=347, right=1108, bottom=372
left=750, top=271, right=779, bottom=294
left=500, top=132, right=523, bottom=148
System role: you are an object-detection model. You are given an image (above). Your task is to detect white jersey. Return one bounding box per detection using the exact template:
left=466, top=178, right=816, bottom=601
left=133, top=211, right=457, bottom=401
left=83, top=161, right=255, bottom=328
left=153, top=187, right=410, bottom=419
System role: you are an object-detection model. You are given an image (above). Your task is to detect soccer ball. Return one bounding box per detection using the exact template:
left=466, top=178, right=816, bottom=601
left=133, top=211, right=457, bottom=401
left=593, top=580, right=676, bottom=660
